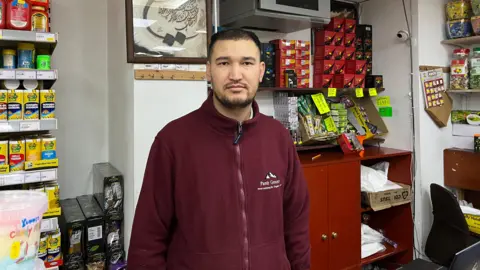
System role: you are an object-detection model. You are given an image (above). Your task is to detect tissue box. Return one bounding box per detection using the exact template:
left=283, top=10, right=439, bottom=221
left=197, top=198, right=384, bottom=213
left=361, top=183, right=412, bottom=211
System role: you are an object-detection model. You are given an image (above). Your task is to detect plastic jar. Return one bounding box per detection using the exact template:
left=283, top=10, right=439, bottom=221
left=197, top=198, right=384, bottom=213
left=3, top=49, right=15, bottom=69
left=17, top=42, right=35, bottom=69
left=31, top=5, right=47, bottom=32
left=36, top=54, right=49, bottom=69
left=6, top=0, right=31, bottom=31
left=471, top=48, right=480, bottom=89
left=450, top=48, right=470, bottom=90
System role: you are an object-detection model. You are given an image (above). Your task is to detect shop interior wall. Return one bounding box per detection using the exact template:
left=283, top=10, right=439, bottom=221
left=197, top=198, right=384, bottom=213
left=50, top=0, right=109, bottom=199
left=107, top=0, right=135, bottom=251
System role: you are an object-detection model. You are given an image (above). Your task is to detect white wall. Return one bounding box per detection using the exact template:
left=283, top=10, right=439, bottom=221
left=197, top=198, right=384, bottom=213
left=51, top=0, right=109, bottom=199
left=107, top=0, right=135, bottom=252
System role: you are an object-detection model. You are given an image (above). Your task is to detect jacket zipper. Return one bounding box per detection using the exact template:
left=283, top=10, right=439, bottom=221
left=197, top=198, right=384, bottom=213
left=234, top=122, right=249, bottom=270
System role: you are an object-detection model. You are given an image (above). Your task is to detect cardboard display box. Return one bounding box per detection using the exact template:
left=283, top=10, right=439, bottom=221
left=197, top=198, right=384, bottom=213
left=77, top=195, right=105, bottom=267
left=59, top=198, right=86, bottom=270
left=361, top=183, right=412, bottom=211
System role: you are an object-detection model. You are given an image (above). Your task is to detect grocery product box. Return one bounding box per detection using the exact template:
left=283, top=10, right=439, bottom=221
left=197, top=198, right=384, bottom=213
left=326, top=17, right=345, bottom=32
left=345, top=19, right=356, bottom=33
left=314, top=60, right=335, bottom=74
left=346, top=60, right=367, bottom=75
left=296, top=68, right=310, bottom=79
left=334, top=32, right=344, bottom=46
left=313, top=74, right=334, bottom=88
left=355, top=51, right=364, bottom=60
left=345, top=47, right=356, bottom=61
left=345, top=33, right=356, bottom=48
left=276, top=49, right=296, bottom=58
left=357, top=24, right=373, bottom=52
left=296, top=59, right=310, bottom=70
left=367, top=63, right=373, bottom=75
left=270, top=39, right=295, bottom=50
left=334, top=60, right=345, bottom=75
left=261, top=68, right=275, bottom=87
left=334, top=46, right=345, bottom=60
left=361, top=183, right=412, bottom=211
left=276, top=58, right=296, bottom=69
left=315, top=30, right=336, bottom=46
left=296, top=50, right=310, bottom=60
left=365, top=51, right=372, bottom=63
left=315, top=46, right=336, bottom=60
left=296, top=40, right=310, bottom=51
left=366, top=75, right=383, bottom=88
left=261, top=43, right=275, bottom=66
left=354, top=75, right=365, bottom=88
left=93, top=162, right=124, bottom=221
left=297, top=78, right=310, bottom=88
left=333, top=74, right=355, bottom=88
left=77, top=195, right=105, bottom=267
left=60, top=198, right=86, bottom=270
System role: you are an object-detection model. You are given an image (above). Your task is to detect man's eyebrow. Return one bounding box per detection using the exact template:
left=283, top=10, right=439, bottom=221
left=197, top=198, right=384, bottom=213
left=215, top=56, right=257, bottom=62
left=243, top=57, right=256, bottom=62
left=215, top=56, right=230, bottom=61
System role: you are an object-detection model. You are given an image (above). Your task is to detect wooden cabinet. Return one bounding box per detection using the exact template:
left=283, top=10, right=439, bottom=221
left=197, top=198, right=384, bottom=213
left=303, top=161, right=361, bottom=270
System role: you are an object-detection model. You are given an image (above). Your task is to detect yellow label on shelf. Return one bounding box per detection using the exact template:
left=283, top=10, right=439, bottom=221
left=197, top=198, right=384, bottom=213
left=44, top=207, right=61, bottom=217
left=311, top=93, right=330, bottom=114
left=0, top=164, right=9, bottom=174
left=25, top=158, right=58, bottom=171
left=369, top=88, right=378, bottom=96
left=328, top=88, right=337, bottom=97
left=377, top=96, right=391, bottom=107
left=355, top=88, right=364, bottom=98
left=10, top=241, right=20, bottom=259
left=324, top=116, right=338, bottom=133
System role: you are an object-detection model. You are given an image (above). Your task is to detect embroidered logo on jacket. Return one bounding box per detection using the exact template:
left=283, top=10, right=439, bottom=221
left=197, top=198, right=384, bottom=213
left=258, top=172, right=282, bottom=191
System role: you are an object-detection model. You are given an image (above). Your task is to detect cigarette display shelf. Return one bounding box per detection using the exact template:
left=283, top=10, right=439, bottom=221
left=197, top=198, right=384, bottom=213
left=259, top=87, right=385, bottom=97
left=0, top=168, right=57, bottom=187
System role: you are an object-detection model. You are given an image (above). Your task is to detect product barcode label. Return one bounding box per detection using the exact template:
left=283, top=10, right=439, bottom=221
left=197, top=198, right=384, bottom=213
left=0, top=69, right=16, bottom=79
left=25, top=172, right=41, bottom=183
left=41, top=169, right=57, bottom=181
left=20, top=121, right=40, bottom=131
left=36, top=33, right=56, bottom=42
left=16, top=70, right=36, bottom=80
left=41, top=217, right=58, bottom=232
left=37, top=71, right=56, bottom=80
left=88, top=225, right=103, bottom=241
left=0, top=122, right=10, bottom=132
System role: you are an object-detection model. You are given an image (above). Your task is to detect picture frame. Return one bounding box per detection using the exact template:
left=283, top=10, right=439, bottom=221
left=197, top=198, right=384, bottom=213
left=125, top=0, right=213, bottom=64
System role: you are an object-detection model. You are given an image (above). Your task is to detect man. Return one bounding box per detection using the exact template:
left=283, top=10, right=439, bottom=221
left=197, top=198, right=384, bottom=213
left=128, top=29, right=311, bottom=270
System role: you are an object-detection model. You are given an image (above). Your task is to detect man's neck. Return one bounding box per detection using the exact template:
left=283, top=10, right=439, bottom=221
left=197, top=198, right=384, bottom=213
left=213, top=97, right=253, bottom=123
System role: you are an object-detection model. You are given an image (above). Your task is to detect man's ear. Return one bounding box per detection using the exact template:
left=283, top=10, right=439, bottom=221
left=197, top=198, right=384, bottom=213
left=206, top=61, right=212, bottom=82
left=259, top=61, right=266, bottom=82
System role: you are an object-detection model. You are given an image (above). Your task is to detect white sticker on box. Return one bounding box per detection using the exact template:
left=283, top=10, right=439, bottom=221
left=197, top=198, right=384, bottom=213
left=88, top=225, right=103, bottom=241
left=37, top=71, right=55, bottom=80
left=16, top=70, right=36, bottom=80
left=20, top=121, right=40, bottom=131
left=0, top=69, right=16, bottom=79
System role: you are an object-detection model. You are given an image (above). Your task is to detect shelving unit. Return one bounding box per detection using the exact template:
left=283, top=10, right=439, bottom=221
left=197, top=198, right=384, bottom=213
left=0, top=168, right=57, bottom=187
left=442, top=36, right=480, bottom=46
left=0, top=119, right=57, bottom=132
left=447, top=89, right=480, bottom=93
left=259, top=87, right=385, bottom=96
left=361, top=245, right=408, bottom=266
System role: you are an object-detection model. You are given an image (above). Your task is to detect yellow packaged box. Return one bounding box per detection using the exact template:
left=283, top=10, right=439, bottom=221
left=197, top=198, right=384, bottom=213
left=40, top=89, right=55, bottom=119
left=26, top=135, right=41, bottom=162
left=24, top=89, right=39, bottom=120
left=0, top=90, right=7, bottom=121
left=7, top=89, right=23, bottom=120
left=41, top=135, right=56, bottom=160
left=9, top=137, right=25, bottom=172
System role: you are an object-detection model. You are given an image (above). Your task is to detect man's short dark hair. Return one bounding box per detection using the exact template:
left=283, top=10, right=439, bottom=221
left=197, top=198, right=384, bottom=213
left=208, top=28, right=262, bottom=60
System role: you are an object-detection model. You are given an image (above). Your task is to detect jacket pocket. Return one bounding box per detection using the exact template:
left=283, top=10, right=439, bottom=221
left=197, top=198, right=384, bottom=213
left=249, top=241, right=291, bottom=270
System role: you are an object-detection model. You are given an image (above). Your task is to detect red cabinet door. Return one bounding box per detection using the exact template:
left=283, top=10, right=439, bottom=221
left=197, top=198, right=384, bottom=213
left=327, top=161, right=361, bottom=270
left=303, top=165, right=329, bottom=270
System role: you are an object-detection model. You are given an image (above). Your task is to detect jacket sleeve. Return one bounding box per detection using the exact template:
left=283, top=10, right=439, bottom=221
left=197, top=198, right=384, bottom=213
left=127, top=137, right=174, bottom=269
left=284, top=143, right=311, bottom=270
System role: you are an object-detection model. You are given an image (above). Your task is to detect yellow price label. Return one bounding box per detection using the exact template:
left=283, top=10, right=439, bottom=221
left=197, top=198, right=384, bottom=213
left=324, top=116, right=338, bottom=133
left=10, top=241, right=20, bottom=259
left=311, top=93, right=330, bottom=114
left=355, top=88, right=364, bottom=98
left=328, top=88, right=337, bottom=97
left=369, top=88, right=378, bottom=96
left=376, top=96, right=391, bottom=107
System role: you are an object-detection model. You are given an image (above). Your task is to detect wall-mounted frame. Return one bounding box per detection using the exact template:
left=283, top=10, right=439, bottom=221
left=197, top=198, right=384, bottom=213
left=125, top=0, right=212, bottom=64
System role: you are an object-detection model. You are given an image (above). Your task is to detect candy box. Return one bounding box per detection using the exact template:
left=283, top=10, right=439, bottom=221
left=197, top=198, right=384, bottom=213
left=314, top=60, right=335, bottom=74
left=270, top=39, right=295, bottom=50
left=364, top=51, right=372, bottom=63
left=345, top=47, right=356, bottom=61
left=297, top=78, right=310, bottom=88
left=315, top=46, right=336, bottom=60
left=345, top=19, right=357, bottom=33
left=296, top=59, right=310, bottom=70
left=345, top=33, right=356, bottom=48
left=276, top=58, right=296, bottom=69
left=60, top=198, right=86, bottom=270
left=296, top=50, right=310, bottom=60
left=366, top=63, right=373, bottom=75
left=334, top=32, right=344, bottom=46
left=296, top=40, right=310, bottom=51
left=276, top=49, right=296, bottom=58
left=76, top=195, right=105, bottom=266
left=334, top=60, right=345, bottom=75
left=355, top=51, right=364, bottom=60
left=296, top=68, right=310, bottom=79
left=354, top=75, right=366, bottom=88
left=366, top=75, right=383, bottom=88
left=334, top=46, right=345, bottom=60
left=314, top=74, right=334, bottom=88
left=334, top=74, right=355, bottom=88
left=326, top=17, right=345, bottom=32
left=346, top=60, right=367, bottom=75
left=315, top=30, right=335, bottom=46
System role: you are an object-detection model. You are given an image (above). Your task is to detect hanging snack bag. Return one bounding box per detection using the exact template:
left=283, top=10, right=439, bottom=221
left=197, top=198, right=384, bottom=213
left=450, top=48, right=470, bottom=90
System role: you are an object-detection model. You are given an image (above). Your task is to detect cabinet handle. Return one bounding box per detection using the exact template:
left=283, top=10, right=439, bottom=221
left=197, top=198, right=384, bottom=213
left=332, top=232, right=338, bottom=239
left=322, top=234, right=327, bottom=241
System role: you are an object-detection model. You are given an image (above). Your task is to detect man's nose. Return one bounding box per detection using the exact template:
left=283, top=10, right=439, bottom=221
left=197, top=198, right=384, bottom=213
left=229, top=64, right=242, bottom=80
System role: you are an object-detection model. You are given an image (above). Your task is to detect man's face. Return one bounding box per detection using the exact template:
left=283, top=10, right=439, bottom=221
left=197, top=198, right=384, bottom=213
left=207, top=39, right=265, bottom=109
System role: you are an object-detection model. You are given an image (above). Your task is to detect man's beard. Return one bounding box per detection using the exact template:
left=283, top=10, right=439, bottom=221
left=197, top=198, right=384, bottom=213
left=212, top=86, right=255, bottom=109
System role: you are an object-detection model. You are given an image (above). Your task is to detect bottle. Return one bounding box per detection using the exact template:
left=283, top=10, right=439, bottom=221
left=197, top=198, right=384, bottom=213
left=6, top=0, right=31, bottom=31
left=31, top=5, right=47, bottom=32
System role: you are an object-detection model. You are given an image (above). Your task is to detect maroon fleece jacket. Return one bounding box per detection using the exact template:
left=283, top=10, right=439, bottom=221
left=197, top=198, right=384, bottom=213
left=128, top=93, right=310, bottom=270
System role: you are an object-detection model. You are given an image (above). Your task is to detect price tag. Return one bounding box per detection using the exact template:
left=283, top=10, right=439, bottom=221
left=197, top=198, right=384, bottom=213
left=0, top=69, right=16, bottom=80
left=328, top=88, right=337, bottom=97
left=324, top=116, right=338, bottom=133
left=16, top=70, right=36, bottom=80
left=37, top=70, right=56, bottom=80
left=25, top=172, right=41, bottom=183
left=0, top=122, right=10, bottom=132
left=379, top=106, right=393, bottom=117
left=36, top=33, right=56, bottom=42
left=377, top=96, right=391, bottom=107
left=369, top=88, right=378, bottom=96
left=311, top=93, right=330, bottom=114
left=20, top=121, right=40, bottom=131
left=4, top=174, right=23, bottom=186
left=41, top=169, right=57, bottom=181
left=355, top=88, right=364, bottom=98
left=41, top=217, right=59, bottom=232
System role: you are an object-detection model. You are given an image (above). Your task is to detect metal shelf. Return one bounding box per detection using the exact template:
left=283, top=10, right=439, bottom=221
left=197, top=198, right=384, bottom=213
left=0, top=168, right=57, bottom=187
left=442, top=36, right=480, bottom=46
left=0, top=119, right=57, bottom=133
left=0, top=69, right=57, bottom=80
left=0, top=30, right=58, bottom=53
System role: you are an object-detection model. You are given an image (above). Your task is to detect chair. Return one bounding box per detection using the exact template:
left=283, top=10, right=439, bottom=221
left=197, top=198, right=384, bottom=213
left=425, top=183, right=479, bottom=267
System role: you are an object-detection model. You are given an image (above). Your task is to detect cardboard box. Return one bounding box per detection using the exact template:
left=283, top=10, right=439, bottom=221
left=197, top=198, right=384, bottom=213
left=365, top=51, right=372, bottom=63
left=93, top=163, right=124, bottom=221
left=276, top=49, right=296, bottom=58
left=77, top=195, right=105, bottom=266
left=313, top=74, right=334, bottom=88
left=361, top=183, right=412, bottom=211
left=276, top=58, right=296, bottom=69
left=261, top=43, right=275, bottom=66
left=314, top=60, right=335, bottom=74
left=326, top=17, right=345, bottom=32
left=334, top=60, right=345, bottom=75
left=345, top=19, right=356, bottom=33
left=366, top=75, right=383, bottom=88
left=296, top=59, right=310, bottom=69
left=270, top=39, right=295, bottom=50
left=333, top=74, right=355, bottom=88
left=297, top=78, right=310, bottom=88
left=367, top=62, right=373, bottom=75
left=346, top=60, right=367, bottom=75
left=334, top=46, right=345, bottom=60
left=355, top=50, right=364, bottom=60
left=354, top=75, right=365, bottom=88
left=296, top=50, right=310, bottom=60
left=315, top=30, right=335, bottom=46
left=296, top=40, right=310, bottom=51
left=296, top=68, right=310, bottom=79
left=345, top=33, right=356, bottom=48
left=60, top=198, right=86, bottom=270
left=315, top=46, right=336, bottom=60
left=345, top=47, right=356, bottom=61
left=334, top=32, right=344, bottom=46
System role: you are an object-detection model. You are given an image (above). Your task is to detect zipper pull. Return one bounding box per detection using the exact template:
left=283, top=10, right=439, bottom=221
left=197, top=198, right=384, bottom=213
left=233, top=122, right=243, bottom=145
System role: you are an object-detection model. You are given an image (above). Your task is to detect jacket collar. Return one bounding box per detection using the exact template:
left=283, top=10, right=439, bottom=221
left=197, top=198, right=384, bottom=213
left=200, top=92, right=260, bottom=136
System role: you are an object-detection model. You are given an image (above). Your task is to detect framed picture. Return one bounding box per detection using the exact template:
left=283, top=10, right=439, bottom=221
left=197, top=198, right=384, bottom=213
left=125, top=0, right=212, bottom=64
